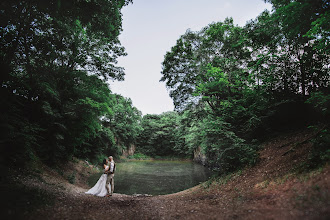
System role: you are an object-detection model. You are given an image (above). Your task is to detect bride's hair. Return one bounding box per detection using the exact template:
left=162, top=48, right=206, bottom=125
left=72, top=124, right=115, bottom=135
left=103, top=158, right=107, bottom=165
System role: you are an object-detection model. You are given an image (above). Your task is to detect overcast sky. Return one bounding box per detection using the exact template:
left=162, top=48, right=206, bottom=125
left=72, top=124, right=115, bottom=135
left=110, top=0, right=272, bottom=115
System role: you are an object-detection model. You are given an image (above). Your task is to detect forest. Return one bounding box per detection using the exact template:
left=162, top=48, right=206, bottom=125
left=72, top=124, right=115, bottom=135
left=1, top=0, right=329, bottom=176
left=1, top=0, right=330, bottom=219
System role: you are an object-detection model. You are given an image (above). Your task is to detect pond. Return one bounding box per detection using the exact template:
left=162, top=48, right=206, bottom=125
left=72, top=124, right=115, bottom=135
left=88, top=160, right=213, bottom=195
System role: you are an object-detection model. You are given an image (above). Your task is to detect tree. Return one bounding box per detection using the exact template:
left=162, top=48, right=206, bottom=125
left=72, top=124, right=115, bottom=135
left=160, top=30, right=202, bottom=111
left=160, top=1, right=330, bottom=173
left=108, top=94, right=142, bottom=148
left=161, top=18, right=252, bottom=113
left=137, top=112, right=189, bottom=157
left=248, top=0, right=330, bottom=97
left=0, top=0, right=133, bottom=164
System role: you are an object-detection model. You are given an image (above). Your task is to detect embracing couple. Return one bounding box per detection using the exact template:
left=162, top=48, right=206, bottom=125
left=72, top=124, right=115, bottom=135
left=85, top=156, right=116, bottom=197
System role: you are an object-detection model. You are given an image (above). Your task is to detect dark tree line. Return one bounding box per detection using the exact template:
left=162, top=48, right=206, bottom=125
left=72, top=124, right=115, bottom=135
left=0, top=0, right=138, bottom=165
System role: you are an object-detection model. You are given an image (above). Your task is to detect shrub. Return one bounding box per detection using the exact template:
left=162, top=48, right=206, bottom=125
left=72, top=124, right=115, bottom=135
left=128, top=153, right=150, bottom=160
left=67, top=172, right=76, bottom=184
left=201, top=116, right=258, bottom=174
left=306, top=127, right=330, bottom=169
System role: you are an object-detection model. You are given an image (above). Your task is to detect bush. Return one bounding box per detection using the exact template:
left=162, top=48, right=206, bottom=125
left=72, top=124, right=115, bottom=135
left=306, top=127, right=330, bottom=169
left=67, top=172, right=76, bottom=184
left=306, top=91, right=330, bottom=116
left=89, top=153, right=108, bottom=167
left=201, top=115, right=258, bottom=174
left=128, top=153, right=150, bottom=160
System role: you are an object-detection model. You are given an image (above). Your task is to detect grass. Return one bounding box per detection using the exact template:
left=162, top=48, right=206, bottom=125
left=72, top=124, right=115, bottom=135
left=274, top=174, right=291, bottom=184
left=202, top=176, right=216, bottom=189
left=294, top=166, right=325, bottom=183
left=202, top=171, right=239, bottom=189
left=127, top=153, right=151, bottom=160
left=216, top=173, right=234, bottom=185
left=153, top=155, right=191, bottom=161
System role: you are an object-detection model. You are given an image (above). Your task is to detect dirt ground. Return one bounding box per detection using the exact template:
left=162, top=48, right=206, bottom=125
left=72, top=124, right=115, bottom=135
left=2, top=129, right=330, bottom=220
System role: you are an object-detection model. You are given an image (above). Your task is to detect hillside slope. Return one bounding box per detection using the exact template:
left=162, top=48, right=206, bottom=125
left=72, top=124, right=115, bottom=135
left=1, top=128, right=329, bottom=220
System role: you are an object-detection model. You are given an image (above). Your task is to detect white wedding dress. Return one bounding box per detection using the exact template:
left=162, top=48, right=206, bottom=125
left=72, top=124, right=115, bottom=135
left=85, top=165, right=110, bottom=197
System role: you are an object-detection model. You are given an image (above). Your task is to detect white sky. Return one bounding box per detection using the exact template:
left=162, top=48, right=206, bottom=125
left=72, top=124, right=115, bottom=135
left=110, top=0, right=272, bottom=115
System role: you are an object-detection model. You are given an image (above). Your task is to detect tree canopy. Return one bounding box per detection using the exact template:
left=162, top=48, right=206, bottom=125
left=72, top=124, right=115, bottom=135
left=158, top=0, right=329, bottom=172
left=0, top=0, right=134, bottom=165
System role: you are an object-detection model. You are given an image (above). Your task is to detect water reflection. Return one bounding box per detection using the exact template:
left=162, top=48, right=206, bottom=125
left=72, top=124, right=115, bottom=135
left=88, top=160, right=213, bottom=195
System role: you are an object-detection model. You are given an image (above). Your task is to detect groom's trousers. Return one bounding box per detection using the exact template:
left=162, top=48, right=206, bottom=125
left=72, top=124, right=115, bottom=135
left=106, top=174, right=114, bottom=195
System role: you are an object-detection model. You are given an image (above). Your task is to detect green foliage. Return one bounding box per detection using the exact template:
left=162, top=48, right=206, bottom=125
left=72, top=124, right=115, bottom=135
left=109, top=94, right=143, bottom=148
left=137, top=112, right=187, bottom=157
left=252, top=0, right=329, bottom=96
left=136, top=111, right=193, bottom=158
left=160, top=30, right=201, bottom=111
left=306, top=91, right=330, bottom=115
left=161, top=18, right=250, bottom=112
left=159, top=0, right=328, bottom=175
left=305, top=10, right=330, bottom=53
left=67, top=172, right=76, bottom=184
left=199, top=115, right=258, bottom=173
left=0, top=0, right=134, bottom=166
left=306, top=127, right=330, bottom=169
left=127, top=153, right=150, bottom=160
left=90, top=153, right=109, bottom=167
left=2, top=0, right=329, bottom=178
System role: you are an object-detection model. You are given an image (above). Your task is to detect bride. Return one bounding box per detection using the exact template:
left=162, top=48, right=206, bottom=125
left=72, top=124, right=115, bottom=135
left=85, top=158, right=110, bottom=197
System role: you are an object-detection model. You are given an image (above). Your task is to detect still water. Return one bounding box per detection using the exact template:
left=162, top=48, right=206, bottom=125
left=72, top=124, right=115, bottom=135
left=88, top=160, right=213, bottom=195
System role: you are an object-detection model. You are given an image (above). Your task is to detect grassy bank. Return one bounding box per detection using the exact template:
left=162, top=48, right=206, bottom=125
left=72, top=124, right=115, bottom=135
left=120, top=153, right=191, bottom=162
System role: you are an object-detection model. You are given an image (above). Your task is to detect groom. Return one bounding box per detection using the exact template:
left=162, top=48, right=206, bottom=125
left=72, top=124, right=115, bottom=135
left=105, top=156, right=115, bottom=196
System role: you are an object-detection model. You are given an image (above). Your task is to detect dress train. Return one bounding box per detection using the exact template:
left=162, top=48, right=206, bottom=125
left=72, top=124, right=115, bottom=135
left=85, top=173, right=110, bottom=197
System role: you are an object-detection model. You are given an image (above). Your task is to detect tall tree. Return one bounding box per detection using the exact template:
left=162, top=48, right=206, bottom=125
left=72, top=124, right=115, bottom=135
left=0, top=0, right=133, bottom=164
left=109, top=94, right=142, bottom=148
left=137, top=112, right=185, bottom=157
left=160, top=30, right=202, bottom=111
left=247, top=0, right=330, bottom=97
